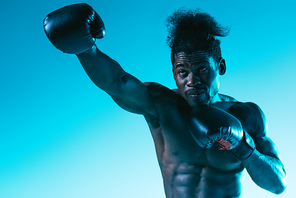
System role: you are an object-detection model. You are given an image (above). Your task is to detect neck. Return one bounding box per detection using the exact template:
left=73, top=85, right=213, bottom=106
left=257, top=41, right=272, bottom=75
left=209, top=93, right=222, bottom=104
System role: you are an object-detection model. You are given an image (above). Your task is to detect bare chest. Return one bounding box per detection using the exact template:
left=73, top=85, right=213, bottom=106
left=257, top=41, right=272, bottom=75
left=147, top=104, right=242, bottom=171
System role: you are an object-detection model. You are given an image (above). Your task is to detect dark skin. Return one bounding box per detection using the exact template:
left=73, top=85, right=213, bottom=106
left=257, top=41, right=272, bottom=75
left=77, top=47, right=287, bottom=198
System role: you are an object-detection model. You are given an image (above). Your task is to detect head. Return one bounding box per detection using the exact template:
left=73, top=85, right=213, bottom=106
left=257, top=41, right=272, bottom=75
left=166, top=8, right=229, bottom=106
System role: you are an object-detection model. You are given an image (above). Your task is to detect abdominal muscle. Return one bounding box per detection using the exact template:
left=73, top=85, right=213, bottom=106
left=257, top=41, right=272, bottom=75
left=161, top=162, right=243, bottom=198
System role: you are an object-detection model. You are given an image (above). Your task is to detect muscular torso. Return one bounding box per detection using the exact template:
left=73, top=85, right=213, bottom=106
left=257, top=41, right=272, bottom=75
left=144, top=83, right=254, bottom=198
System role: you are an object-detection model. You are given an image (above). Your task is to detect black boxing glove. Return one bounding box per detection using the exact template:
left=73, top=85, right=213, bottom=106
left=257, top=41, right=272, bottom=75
left=230, top=132, right=255, bottom=161
left=188, top=105, right=244, bottom=149
left=188, top=105, right=255, bottom=161
left=43, top=3, right=105, bottom=54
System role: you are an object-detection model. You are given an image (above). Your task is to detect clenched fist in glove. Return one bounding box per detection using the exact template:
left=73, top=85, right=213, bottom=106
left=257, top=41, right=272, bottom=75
left=43, top=3, right=105, bottom=54
left=188, top=105, right=255, bottom=161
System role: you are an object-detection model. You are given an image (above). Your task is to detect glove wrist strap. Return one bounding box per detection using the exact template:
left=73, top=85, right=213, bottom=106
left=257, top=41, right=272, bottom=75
left=231, top=132, right=255, bottom=161
left=76, top=44, right=96, bottom=56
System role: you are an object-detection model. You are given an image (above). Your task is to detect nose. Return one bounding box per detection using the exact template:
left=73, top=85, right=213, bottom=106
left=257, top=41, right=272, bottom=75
left=187, top=73, right=201, bottom=87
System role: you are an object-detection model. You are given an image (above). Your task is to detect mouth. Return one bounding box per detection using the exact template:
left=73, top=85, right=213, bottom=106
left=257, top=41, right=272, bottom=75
left=185, top=89, right=206, bottom=98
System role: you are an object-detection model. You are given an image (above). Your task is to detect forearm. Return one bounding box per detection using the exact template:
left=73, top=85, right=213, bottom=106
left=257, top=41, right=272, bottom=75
left=242, top=150, right=287, bottom=194
left=77, top=45, right=126, bottom=94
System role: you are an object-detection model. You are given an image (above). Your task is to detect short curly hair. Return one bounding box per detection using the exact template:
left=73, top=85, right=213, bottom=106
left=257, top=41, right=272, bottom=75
left=166, top=8, right=230, bottom=64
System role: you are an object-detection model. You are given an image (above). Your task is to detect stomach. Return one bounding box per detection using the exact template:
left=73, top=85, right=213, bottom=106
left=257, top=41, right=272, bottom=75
left=161, top=162, right=244, bottom=198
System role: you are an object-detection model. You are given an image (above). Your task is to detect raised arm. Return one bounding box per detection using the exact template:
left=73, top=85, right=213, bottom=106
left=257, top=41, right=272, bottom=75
left=44, top=3, right=156, bottom=115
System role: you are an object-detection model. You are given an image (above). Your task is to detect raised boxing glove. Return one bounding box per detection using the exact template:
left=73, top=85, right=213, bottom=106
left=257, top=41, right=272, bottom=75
left=43, top=3, right=105, bottom=54
left=188, top=105, right=255, bottom=161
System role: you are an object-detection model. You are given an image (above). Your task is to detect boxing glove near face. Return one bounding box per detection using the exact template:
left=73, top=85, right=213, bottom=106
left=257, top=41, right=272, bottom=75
left=188, top=105, right=255, bottom=161
left=188, top=105, right=244, bottom=149
left=43, top=3, right=105, bottom=54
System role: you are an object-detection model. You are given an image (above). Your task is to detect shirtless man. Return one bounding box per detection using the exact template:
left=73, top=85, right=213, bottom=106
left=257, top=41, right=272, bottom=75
left=44, top=3, right=287, bottom=197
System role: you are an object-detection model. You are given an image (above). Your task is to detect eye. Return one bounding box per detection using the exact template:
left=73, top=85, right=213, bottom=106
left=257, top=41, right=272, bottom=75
left=199, top=66, right=209, bottom=73
left=178, top=69, right=188, bottom=77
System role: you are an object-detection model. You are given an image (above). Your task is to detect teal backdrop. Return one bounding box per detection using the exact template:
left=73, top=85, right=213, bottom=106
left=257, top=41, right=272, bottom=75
left=0, top=0, right=295, bottom=197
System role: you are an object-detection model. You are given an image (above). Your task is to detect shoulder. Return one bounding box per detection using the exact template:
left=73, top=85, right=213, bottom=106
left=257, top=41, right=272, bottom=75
left=143, top=82, right=180, bottom=113
left=144, top=82, right=180, bottom=100
left=231, top=102, right=265, bottom=120
left=219, top=93, right=237, bottom=102
left=143, top=82, right=184, bottom=128
left=228, top=102, right=266, bottom=136
left=231, top=102, right=282, bottom=159
left=223, top=100, right=281, bottom=159
left=230, top=101, right=264, bottom=113
left=144, top=82, right=173, bottom=92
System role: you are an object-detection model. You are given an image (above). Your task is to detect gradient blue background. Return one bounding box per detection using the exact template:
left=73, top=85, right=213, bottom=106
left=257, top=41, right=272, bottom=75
left=1, top=0, right=295, bottom=197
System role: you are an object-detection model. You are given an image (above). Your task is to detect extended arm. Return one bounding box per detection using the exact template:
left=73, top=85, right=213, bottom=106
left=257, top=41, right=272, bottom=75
left=77, top=46, right=155, bottom=114
left=44, top=3, right=155, bottom=115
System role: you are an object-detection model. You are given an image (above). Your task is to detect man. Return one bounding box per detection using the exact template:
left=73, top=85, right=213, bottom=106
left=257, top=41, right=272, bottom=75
left=44, top=3, right=287, bottom=197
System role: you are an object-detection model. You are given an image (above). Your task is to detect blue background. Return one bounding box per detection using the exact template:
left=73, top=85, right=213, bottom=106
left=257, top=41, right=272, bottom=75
left=1, top=0, right=295, bottom=197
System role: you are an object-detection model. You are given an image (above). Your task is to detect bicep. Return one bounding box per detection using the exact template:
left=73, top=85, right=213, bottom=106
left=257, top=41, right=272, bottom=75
left=248, top=103, right=281, bottom=159
left=253, top=135, right=281, bottom=160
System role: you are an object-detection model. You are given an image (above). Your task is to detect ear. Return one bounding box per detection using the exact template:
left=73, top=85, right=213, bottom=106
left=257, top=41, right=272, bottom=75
left=218, top=58, right=226, bottom=75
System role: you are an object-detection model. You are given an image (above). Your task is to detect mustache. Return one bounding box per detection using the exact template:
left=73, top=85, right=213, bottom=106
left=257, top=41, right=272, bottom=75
left=185, top=88, right=206, bottom=96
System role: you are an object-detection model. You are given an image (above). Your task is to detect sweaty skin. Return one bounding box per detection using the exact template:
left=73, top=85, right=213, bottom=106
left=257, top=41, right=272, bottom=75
left=77, top=48, right=287, bottom=198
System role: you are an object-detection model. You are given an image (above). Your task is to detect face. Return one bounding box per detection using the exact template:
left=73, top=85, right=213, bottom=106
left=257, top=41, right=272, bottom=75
left=173, top=51, right=226, bottom=107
